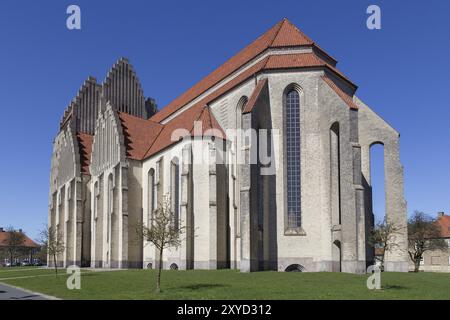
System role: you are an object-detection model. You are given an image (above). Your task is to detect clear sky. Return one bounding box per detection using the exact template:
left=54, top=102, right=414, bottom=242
left=0, top=0, right=449, bottom=240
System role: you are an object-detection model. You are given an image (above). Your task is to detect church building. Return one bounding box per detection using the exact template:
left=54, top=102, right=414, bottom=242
left=48, top=18, right=409, bottom=273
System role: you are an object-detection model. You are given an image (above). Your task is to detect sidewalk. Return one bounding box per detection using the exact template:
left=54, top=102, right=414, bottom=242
left=0, top=282, right=58, bottom=300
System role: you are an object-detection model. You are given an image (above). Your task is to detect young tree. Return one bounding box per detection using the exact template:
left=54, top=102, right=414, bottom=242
left=369, top=217, right=403, bottom=270
left=39, top=226, right=65, bottom=277
left=408, top=211, right=447, bottom=272
left=135, top=195, right=184, bottom=293
left=3, top=226, right=25, bottom=267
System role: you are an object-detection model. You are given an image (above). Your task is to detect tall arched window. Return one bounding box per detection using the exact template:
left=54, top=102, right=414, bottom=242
left=170, top=158, right=180, bottom=230
left=235, top=96, right=248, bottom=237
left=284, top=88, right=301, bottom=229
left=93, top=181, right=99, bottom=220
left=330, top=122, right=341, bottom=225
left=147, top=168, right=155, bottom=225
left=107, top=174, right=114, bottom=244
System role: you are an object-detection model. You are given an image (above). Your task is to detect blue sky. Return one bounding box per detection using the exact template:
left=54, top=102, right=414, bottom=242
left=0, top=0, right=449, bottom=240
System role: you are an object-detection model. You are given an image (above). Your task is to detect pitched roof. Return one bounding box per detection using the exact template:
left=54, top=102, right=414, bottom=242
left=77, top=133, right=93, bottom=174
left=243, top=78, right=268, bottom=114
left=271, top=19, right=313, bottom=47
left=0, top=231, right=39, bottom=248
left=117, top=105, right=225, bottom=161
left=321, top=75, right=359, bottom=110
left=194, top=107, right=227, bottom=139
left=107, top=19, right=361, bottom=163
left=151, top=18, right=346, bottom=123
left=144, top=104, right=225, bottom=158
left=118, top=112, right=163, bottom=160
left=436, top=214, right=450, bottom=238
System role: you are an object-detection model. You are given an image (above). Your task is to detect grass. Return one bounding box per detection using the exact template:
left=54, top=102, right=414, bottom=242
left=0, top=267, right=449, bottom=300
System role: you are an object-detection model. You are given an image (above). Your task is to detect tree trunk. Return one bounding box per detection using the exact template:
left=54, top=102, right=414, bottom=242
left=10, top=251, right=13, bottom=268
left=414, top=259, right=420, bottom=273
left=156, top=247, right=163, bottom=293
left=53, top=254, right=58, bottom=277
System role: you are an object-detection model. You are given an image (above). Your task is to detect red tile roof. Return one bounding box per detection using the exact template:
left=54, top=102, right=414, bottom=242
left=0, top=231, right=39, bottom=248
left=116, top=104, right=225, bottom=160
left=88, top=19, right=361, bottom=165
left=77, top=133, right=93, bottom=174
left=151, top=18, right=347, bottom=123
left=118, top=112, right=163, bottom=160
left=436, top=214, right=450, bottom=238
left=243, top=78, right=268, bottom=114
left=270, top=19, right=313, bottom=47
left=194, top=107, right=227, bottom=139
left=322, top=75, right=359, bottom=110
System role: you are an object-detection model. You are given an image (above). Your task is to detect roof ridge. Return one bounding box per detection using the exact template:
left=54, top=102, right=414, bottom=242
left=268, top=18, right=287, bottom=47
left=205, top=106, right=213, bottom=129
left=119, top=111, right=162, bottom=127
left=151, top=19, right=285, bottom=123
left=142, top=124, right=165, bottom=159
left=243, top=78, right=268, bottom=114
left=287, top=19, right=314, bottom=44
left=189, top=105, right=208, bottom=135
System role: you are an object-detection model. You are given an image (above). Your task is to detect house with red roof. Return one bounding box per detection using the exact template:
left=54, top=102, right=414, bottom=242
left=411, top=213, right=450, bottom=272
left=48, top=19, right=408, bottom=272
left=0, top=227, right=40, bottom=266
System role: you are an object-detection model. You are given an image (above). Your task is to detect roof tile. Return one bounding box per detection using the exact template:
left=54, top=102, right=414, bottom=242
left=118, top=112, right=163, bottom=160
left=436, top=215, right=450, bottom=238
left=0, top=231, right=39, bottom=248
left=151, top=18, right=354, bottom=123
left=243, top=78, right=268, bottom=114
left=77, top=133, right=93, bottom=174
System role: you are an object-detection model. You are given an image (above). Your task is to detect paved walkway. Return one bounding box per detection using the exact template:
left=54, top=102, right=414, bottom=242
left=0, top=282, right=50, bottom=300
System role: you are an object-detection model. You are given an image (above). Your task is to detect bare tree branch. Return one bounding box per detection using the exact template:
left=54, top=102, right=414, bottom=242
left=39, top=225, right=65, bottom=277
left=407, top=211, right=447, bottom=272
left=135, top=194, right=185, bottom=292
left=369, top=216, right=404, bottom=270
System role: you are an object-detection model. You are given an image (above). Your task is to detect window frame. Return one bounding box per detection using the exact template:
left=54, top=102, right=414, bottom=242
left=282, top=84, right=305, bottom=235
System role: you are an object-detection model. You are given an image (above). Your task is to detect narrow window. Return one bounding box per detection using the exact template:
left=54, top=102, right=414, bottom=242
left=170, top=158, right=180, bottom=230
left=148, top=169, right=155, bottom=225
left=330, top=122, right=341, bottom=225
left=284, top=89, right=301, bottom=229
left=107, top=174, right=114, bottom=243
left=235, top=96, right=247, bottom=236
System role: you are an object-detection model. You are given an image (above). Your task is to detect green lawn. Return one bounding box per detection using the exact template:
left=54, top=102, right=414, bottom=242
left=0, top=268, right=449, bottom=300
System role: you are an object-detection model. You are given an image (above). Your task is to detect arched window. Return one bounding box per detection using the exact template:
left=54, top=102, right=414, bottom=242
left=170, top=158, right=180, bottom=230
left=234, top=96, right=248, bottom=237
left=330, top=122, right=341, bottom=225
left=285, top=264, right=305, bottom=272
left=147, top=168, right=155, bottom=225
left=284, top=88, right=301, bottom=229
left=93, top=181, right=99, bottom=220
left=107, top=174, right=114, bottom=243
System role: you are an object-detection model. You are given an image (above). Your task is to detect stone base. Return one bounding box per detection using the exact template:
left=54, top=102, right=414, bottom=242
left=341, top=260, right=366, bottom=274
left=384, top=261, right=409, bottom=272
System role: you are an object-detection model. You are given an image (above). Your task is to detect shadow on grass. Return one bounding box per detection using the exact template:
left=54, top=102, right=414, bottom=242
left=178, top=283, right=228, bottom=291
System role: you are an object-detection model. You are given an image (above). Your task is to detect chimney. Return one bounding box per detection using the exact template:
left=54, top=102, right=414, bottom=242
left=0, top=227, right=3, bottom=232
left=18, top=229, right=22, bottom=233
left=437, top=212, right=445, bottom=218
